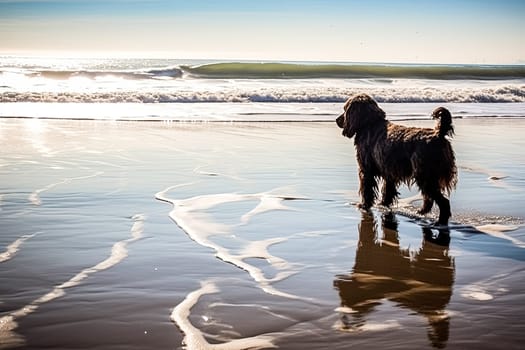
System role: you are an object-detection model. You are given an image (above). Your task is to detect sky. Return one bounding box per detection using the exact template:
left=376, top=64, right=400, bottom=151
left=1, top=0, right=524, bottom=64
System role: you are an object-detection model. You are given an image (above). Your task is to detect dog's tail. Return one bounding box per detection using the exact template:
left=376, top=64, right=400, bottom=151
left=432, top=107, right=454, bottom=138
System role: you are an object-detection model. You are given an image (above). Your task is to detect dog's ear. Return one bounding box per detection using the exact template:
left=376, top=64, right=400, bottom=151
left=340, top=98, right=356, bottom=137
left=357, top=96, right=386, bottom=124
left=346, top=95, right=386, bottom=135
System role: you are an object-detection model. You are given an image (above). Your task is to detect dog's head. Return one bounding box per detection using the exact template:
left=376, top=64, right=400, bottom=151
left=336, top=94, right=386, bottom=138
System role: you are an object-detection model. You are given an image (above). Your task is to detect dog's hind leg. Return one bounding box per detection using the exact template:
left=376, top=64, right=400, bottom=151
left=434, top=192, right=451, bottom=225
left=380, top=180, right=399, bottom=208
left=417, top=195, right=434, bottom=215
left=423, top=188, right=451, bottom=225
left=418, top=176, right=451, bottom=224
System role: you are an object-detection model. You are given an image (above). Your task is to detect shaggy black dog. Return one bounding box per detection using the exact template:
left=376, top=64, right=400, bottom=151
left=336, top=94, right=457, bottom=225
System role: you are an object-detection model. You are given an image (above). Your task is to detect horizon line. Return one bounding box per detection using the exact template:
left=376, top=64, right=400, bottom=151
left=1, top=51, right=525, bottom=67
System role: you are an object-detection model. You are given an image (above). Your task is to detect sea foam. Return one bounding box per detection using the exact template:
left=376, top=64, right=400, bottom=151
left=2, top=83, right=525, bottom=103
left=155, top=185, right=304, bottom=299
left=170, top=280, right=277, bottom=350
left=0, top=232, right=40, bottom=263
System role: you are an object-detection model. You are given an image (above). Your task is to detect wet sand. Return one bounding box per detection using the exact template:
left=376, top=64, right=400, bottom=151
left=1, top=118, right=524, bottom=349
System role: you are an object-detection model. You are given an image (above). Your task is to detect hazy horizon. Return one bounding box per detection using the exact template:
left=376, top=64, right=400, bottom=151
left=1, top=0, right=524, bottom=65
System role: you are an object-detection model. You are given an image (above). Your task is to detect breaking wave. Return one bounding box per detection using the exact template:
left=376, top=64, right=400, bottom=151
left=183, top=62, right=525, bottom=80
left=34, top=67, right=184, bottom=80
left=2, top=58, right=524, bottom=105
left=2, top=61, right=525, bottom=81
left=2, top=85, right=525, bottom=103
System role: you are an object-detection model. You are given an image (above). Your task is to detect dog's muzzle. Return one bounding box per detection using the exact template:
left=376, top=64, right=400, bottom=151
left=336, top=114, right=344, bottom=129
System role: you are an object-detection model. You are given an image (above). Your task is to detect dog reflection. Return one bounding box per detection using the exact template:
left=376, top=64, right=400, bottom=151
left=334, top=213, right=454, bottom=348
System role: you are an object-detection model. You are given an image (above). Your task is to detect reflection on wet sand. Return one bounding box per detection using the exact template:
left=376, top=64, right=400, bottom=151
left=334, top=213, right=454, bottom=348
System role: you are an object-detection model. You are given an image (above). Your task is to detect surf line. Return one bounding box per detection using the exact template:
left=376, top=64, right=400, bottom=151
left=0, top=214, right=145, bottom=348
left=0, top=232, right=41, bottom=263
left=155, top=185, right=305, bottom=300
left=29, top=171, right=104, bottom=206
left=460, top=267, right=524, bottom=302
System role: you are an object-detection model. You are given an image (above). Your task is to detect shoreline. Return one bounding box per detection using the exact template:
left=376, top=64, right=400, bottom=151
left=2, top=102, right=525, bottom=122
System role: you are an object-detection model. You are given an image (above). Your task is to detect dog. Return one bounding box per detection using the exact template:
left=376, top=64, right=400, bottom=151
left=336, top=94, right=457, bottom=225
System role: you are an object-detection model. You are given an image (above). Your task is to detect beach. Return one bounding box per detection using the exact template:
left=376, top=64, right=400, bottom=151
left=1, top=116, right=524, bottom=350
left=2, top=0, right=525, bottom=345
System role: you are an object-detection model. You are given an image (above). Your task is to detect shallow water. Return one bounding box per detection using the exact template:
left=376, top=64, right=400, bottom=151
left=0, top=119, right=524, bottom=349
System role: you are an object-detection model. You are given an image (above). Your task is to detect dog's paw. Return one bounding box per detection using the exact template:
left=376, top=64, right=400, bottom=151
left=378, top=202, right=393, bottom=210
left=356, top=203, right=372, bottom=212
left=417, top=208, right=431, bottom=215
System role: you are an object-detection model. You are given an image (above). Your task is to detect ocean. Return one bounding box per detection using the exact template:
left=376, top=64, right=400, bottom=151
left=1, top=57, right=525, bottom=121
left=1, top=57, right=525, bottom=350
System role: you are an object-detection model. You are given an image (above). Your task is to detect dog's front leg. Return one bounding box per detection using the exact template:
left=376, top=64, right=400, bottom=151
left=358, top=169, right=378, bottom=210
left=380, top=180, right=399, bottom=208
